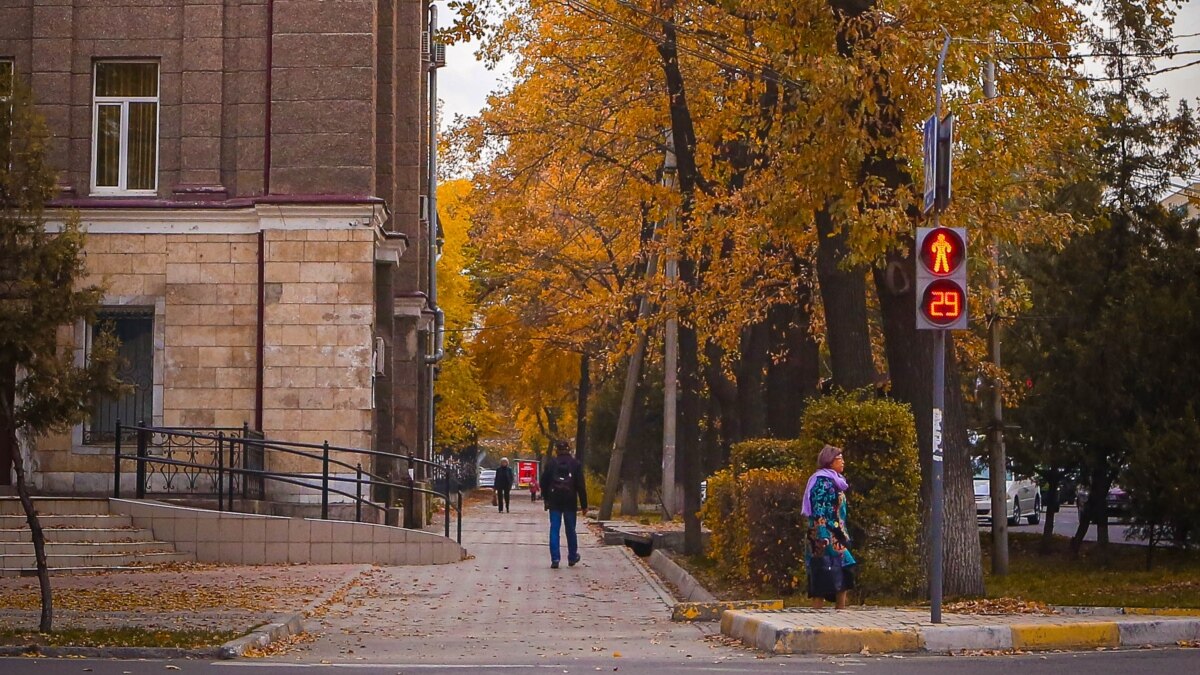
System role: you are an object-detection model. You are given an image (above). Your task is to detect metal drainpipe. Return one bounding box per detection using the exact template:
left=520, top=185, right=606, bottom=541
left=254, top=0, right=275, bottom=433
left=425, top=4, right=445, bottom=462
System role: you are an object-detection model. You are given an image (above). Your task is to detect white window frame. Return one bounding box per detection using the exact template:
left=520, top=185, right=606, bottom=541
left=90, top=60, right=160, bottom=196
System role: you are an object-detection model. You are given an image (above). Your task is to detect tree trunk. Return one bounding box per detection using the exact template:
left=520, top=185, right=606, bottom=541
left=735, top=321, right=769, bottom=440
left=765, top=260, right=821, bottom=438
left=815, top=207, right=877, bottom=391
left=1071, top=466, right=1109, bottom=560
left=703, top=342, right=742, bottom=449
left=574, top=354, right=589, bottom=467
left=1039, top=470, right=1061, bottom=555
left=656, top=0, right=704, bottom=555
left=1, top=359, right=52, bottom=631
left=874, top=255, right=985, bottom=597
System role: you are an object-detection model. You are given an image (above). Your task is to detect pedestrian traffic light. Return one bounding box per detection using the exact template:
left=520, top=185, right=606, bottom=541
left=915, top=227, right=968, bottom=330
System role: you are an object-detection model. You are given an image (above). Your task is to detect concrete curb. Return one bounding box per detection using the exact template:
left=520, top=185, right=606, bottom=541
left=0, top=645, right=219, bottom=659
left=721, top=610, right=1200, bottom=655
left=217, top=563, right=369, bottom=659
left=672, top=600, right=784, bottom=622
left=646, top=550, right=715, bottom=602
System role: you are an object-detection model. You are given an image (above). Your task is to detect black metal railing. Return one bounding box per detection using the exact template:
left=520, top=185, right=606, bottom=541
left=112, top=421, right=463, bottom=543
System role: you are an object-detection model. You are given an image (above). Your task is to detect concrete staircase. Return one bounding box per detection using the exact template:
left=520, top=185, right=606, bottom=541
left=0, top=497, right=193, bottom=576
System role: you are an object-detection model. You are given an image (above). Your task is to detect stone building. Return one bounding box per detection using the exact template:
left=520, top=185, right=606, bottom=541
left=0, top=0, right=441, bottom=507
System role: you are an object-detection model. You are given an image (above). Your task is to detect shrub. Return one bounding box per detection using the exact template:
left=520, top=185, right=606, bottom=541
left=743, top=468, right=809, bottom=593
left=584, top=469, right=606, bottom=514
left=702, top=392, right=922, bottom=599
left=729, top=438, right=810, bottom=473
left=697, top=469, right=747, bottom=580
left=800, top=392, right=923, bottom=599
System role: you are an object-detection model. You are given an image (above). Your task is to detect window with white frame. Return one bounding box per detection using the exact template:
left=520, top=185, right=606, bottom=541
left=92, top=61, right=159, bottom=194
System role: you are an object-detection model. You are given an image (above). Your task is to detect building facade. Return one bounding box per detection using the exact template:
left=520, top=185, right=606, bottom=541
left=0, top=0, right=439, bottom=505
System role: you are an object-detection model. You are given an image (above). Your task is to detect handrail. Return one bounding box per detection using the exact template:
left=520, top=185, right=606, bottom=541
left=111, top=421, right=463, bottom=543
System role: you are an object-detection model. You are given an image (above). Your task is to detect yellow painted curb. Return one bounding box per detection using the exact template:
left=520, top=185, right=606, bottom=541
left=780, top=627, right=922, bottom=654
left=1010, top=622, right=1120, bottom=650
left=673, top=599, right=784, bottom=622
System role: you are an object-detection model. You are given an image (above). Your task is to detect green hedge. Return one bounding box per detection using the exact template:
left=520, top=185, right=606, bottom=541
left=729, top=438, right=809, bottom=472
left=700, top=391, right=922, bottom=599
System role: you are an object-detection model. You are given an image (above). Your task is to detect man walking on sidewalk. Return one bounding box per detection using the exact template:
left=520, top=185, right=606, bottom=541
left=540, top=440, right=588, bottom=569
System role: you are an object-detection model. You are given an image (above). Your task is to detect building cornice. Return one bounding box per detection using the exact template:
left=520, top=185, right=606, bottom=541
left=43, top=196, right=389, bottom=235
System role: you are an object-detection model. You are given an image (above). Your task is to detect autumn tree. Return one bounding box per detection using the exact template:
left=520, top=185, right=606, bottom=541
left=1, top=83, right=123, bottom=632
left=448, top=0, right=1098, bottom=589
left=434, top=179, right=500, bottom=455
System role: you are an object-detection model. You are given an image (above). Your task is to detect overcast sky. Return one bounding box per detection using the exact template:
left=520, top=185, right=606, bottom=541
left=436, top=1, right=1200, bottom=157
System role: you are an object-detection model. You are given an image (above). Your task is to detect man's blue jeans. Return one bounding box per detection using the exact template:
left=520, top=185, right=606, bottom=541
left=548, top=509, right=578, bottom=563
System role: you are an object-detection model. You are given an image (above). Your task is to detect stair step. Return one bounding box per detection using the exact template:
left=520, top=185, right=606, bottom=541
left=0, top=497, right=112, bottom=516
left=0, top=527, right=149, bottom=543
left=0, top=514, right=134, bottom=529
left=0, top=551, right=192, bottom=570
left=0, top=565, right=161, bottom=577
left=0, top=540, right=175, bottom=555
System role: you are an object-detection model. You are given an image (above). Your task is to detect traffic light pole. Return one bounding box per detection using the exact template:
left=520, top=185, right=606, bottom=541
left=929, top=31, right=952, bottom=626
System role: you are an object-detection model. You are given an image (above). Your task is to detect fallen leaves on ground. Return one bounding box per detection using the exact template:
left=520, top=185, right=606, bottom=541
left=944, top=598, right=1055, bottom=615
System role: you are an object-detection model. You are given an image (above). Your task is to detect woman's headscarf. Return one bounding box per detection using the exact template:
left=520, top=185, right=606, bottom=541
left=817, top=445, right=843, bottom=469
left=801, top=445, right=849, bottom=517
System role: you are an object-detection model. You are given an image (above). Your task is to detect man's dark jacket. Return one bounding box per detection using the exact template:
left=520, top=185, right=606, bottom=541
left=494, top=465, right=514, bottom=490
left=539, top=454, right=587, bottom=512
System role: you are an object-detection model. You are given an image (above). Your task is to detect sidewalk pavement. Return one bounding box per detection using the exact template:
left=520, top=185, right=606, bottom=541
left=277, top=494, right=750, bottom=665
left=721, top=606, right=1200, bottom=655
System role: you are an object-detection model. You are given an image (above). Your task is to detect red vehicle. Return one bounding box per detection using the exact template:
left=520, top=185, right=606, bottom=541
left=517, top=460, right=540, bottom=500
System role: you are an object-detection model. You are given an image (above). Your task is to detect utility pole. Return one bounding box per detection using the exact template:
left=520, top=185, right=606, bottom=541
left=598, top=235, right=659, bottom=521
left=984, top=57, right=1009, bottom=576
left=661, top=139, right=679, bottom=520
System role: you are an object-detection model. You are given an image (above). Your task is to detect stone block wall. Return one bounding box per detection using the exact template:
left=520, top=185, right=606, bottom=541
left=34, top=216, right=380, bottom=498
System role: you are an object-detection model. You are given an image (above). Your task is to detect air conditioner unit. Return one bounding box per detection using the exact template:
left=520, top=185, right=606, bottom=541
left=421, top=31, right=431, bottom=61
left=374, top=336, right=386, bottom=375
left=434, top=44, right=447, bottom=68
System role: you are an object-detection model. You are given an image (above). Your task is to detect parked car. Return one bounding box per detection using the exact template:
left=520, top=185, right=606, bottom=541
left=1076, top=483, right=1131, bottom=520
left=478, top=469, right=496, bottom=489
left=973, top=461, right=1042, bottom=525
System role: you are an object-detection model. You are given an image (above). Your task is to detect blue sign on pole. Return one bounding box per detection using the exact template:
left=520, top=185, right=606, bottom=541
left=923, top=115, right=938, bottom=214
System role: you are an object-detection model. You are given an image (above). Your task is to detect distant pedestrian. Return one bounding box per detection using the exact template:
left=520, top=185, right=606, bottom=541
left=495, top=457, right=514, bottom=513
left=540, top=440, right=588, bottom=568
left=801, top=444, right=856, bottom=609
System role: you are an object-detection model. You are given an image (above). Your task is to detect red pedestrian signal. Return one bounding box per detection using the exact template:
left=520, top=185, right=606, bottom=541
left=915, top=227, right=968, bottom=330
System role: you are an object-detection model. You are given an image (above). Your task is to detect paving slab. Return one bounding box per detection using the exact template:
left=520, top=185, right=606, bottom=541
left=275, top=496, right=755, bottom=665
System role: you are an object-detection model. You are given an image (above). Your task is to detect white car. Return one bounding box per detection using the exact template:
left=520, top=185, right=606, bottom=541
left=973, top=462, right=1042, bottom=525
left=478, top=469, right=496, bottom=489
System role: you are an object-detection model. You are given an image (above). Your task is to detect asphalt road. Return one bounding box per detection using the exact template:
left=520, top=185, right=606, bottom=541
left=4, top=648, right=1200, bottom=674
left=1000, top=506, right=1147, bottom=546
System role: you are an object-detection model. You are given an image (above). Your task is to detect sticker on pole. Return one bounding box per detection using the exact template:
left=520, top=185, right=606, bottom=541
left=932, top=408, right=943, bottom=462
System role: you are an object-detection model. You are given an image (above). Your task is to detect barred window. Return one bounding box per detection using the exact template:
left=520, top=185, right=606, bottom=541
left=85, top=308, right=154, bottom=444
left=91, top=61, right=159, bottom=194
